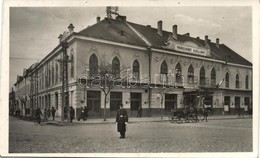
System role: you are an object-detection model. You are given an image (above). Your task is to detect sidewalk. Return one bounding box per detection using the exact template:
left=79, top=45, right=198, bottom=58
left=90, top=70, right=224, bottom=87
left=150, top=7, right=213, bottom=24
left=44, top=114, right=252, bottom=126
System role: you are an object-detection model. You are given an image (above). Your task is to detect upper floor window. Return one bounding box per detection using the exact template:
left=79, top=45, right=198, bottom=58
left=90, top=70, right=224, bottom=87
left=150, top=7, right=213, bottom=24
left=89, top=54, right=98, bottom=77
left=132, top=60, right=140, bottom=79
left=245, top=75, right=249, bottom=89
left=175, top=63, right=182, bottom=82
left=236, top=74, right=240, bottom=88
left=70, top=53, right=74, bottom=78
left=211, top=68, right=216, bottom=86
left=187, top=65, right=194, bottom=83
left=160, top=60, right=168, bottom=74
left=55, top=63, right=59, bottom=84
left=52, top=65, right=54, bottom=85
left=112, top=57, right=120, bottom=76
left=225, top=72, right=229, bottom=88
left=200, top=66, right=205, bottom=85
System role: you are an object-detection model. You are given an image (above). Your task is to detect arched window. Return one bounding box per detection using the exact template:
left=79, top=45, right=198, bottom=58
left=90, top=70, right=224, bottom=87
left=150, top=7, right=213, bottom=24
left=225, top=72, right=229, bottom=88
left=70, top=53, right=74, bottom=78
left=175, top=63, right=182, bottom=82
left=160, top=60, right=168, bottom=74
left=211, top=68, right=216, bottom=86
left=89, top=54, right=98, bottom=77
left=200, top=67, right=205, bottom=85
left=48, top=68, right=51, bottom=87
left=133, top=60, right=140, bottom=79
left=112, top=57, right=120, bottom=76
left=55, top=63, right=59, bottom=84
left=52, top=65, right=54, bottom=85
left=236, top=74, right=239, bottom=88
left=245, top=75, right=249, bottom=89
left=187, top=65, right=194, bottom=84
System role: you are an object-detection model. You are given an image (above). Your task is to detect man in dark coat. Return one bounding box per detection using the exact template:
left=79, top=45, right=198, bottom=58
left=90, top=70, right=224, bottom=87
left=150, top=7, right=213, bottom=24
left=78, top=107, right=85, bottom=121
left=84, top=106, right=88, bottom=120
left=69, top=106, right=75, bottom=123
left=51, top=107, right=56, bottom=120
left=35, top=107, right=43, bottom=124
left=116, top=104, right=128, bottom=139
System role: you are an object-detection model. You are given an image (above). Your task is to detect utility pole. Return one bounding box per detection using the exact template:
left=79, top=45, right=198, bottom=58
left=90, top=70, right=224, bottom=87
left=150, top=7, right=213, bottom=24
left=57, top=41, right=71, bottom=125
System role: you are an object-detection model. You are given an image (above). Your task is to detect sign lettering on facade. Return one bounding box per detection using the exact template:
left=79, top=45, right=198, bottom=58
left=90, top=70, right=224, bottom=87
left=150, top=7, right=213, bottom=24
left=175, top=45, right=207, bottom=56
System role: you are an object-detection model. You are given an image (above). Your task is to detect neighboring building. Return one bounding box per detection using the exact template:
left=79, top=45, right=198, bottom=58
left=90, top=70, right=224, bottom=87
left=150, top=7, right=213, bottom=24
left=13, top=14, right=252, bottom=118
left=9, top=88, right=16, bottom=115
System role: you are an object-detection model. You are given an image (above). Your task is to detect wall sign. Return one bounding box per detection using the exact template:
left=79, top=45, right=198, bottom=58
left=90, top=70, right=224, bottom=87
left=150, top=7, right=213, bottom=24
left=175, top=45, right=207, bottom=56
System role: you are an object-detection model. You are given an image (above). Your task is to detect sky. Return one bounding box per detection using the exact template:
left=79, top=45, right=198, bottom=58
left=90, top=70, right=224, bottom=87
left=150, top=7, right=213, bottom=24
left=9, top=6, right=252, bottom=89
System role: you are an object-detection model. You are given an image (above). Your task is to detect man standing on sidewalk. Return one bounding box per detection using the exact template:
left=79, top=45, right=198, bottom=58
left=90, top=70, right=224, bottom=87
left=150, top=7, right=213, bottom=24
left=69, top=106, right=75, bottom=123
left=116, top=104, right=128, bottom=139
left=51, top=107, right=56, bottom=120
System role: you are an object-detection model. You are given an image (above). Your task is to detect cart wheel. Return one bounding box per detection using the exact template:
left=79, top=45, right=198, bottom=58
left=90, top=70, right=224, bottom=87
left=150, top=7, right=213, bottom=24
left=169, top=116, right=175, bottom=123
left=191, top=116, right=197, bottom=123
left=185, top=116, right=190, bottom=123
left=176, top=117, right=182, bottom=124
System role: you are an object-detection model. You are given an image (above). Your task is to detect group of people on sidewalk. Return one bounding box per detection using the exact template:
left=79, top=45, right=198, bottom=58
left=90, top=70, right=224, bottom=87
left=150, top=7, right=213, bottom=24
left=35, top=107, right=56, bottom=124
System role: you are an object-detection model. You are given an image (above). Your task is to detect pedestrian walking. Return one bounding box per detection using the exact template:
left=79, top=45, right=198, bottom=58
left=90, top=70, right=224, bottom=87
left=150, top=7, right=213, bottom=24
left=69, top=106, right=75, bottom=123
left=51, top=106, right=56, bottom=120
left=35, top=107, right=43, bottom=124
left=47, top=108, right=51, bottom=118
left=137, top=105, right=142, bottom=118
left=77, top=107, right=85, bottom=121
left=116, top=104, right=128, bottom=139
left=84, top=106, right=89, bottom=120
left=43, top=109, right=48, bottom=122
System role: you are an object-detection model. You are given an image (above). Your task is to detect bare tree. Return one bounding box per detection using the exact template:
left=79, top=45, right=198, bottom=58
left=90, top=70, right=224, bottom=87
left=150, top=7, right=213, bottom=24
left=89, top=60, right=129, bottom=121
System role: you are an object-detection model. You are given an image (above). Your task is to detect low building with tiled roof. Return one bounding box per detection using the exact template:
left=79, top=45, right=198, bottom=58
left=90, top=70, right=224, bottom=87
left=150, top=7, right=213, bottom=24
left=13, top=13, right=252, bottom=119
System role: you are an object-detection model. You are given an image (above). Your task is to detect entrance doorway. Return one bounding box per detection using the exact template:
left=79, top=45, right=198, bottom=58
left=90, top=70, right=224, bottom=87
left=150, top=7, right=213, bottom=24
left=235, top=97, right=240, bottom=109
left=130, top=93, right=142, bottom=116
left=87, top=91, right=101, bottom=117
left=164, top=94, right=177, bottom=111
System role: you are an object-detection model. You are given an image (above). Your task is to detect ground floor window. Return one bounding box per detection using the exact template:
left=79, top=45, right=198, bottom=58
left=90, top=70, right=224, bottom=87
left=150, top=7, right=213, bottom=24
left=183, top=95, right=196, bottom=108
left=244, top=97, right=249, bottom=106
left=224, top=96, right=230, bottom=114
left=204, top=96, right=213, bottom=108
left=224, top=96, right=230, bottom=106
left=110, top=92, right=122, bottom=111
left=130, top=93, right=142, bottom=111
left=165, top=94, right=177, bottom=111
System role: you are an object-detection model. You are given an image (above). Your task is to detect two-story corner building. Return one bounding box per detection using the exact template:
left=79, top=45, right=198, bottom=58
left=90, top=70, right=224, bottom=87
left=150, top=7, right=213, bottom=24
left=13, top=14, right=252, bottom=118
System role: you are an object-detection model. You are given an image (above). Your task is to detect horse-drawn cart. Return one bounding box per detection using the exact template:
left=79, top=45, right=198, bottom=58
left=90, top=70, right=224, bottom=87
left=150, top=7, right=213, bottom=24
left=168, top=107, right=209, bottom=124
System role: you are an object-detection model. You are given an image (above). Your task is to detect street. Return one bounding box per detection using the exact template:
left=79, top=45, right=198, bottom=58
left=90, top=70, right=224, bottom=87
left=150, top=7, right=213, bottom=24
left=9, top=116, right=252, bottom=153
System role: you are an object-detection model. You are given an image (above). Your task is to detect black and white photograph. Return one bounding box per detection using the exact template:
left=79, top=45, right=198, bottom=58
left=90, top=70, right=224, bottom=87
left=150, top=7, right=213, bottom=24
left=0, top=0, right=259, bottom=157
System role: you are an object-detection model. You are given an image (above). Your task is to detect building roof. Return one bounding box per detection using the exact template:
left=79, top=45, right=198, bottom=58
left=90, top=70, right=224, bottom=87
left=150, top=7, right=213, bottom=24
left=79, top=18, right=147, bottom=47
left=78, top=17, right=252, bottom=66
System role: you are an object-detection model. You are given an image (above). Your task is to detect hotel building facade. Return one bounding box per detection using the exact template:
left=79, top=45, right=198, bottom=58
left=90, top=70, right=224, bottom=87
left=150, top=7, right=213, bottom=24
left=12, top=14, right=252, bottom=118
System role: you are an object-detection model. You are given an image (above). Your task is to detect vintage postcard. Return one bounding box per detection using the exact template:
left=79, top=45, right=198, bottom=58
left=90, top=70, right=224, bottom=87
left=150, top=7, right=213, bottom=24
left=0, top=0, right=259, bottom=157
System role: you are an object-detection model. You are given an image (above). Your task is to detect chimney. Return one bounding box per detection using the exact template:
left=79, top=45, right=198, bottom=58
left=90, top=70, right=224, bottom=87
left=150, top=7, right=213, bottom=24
left=96, top=16, right=101, bottom=23
left=184, top=33, right=190, bottom=37
left=68, top=23, right=75, bottom=33
left=216, top=38, right=220, bottom=48
left=172, top=25, right=177, bottom=39
left=205, top=35, right=209, bottom=45
left=157, top=20, right=162, bottom=36
left=58, top=34, right=63, bottom=43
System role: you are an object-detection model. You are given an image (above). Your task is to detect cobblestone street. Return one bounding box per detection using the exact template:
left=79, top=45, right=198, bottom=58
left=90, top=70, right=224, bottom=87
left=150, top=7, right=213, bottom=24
left=9, top=116, right=252, bottom=153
